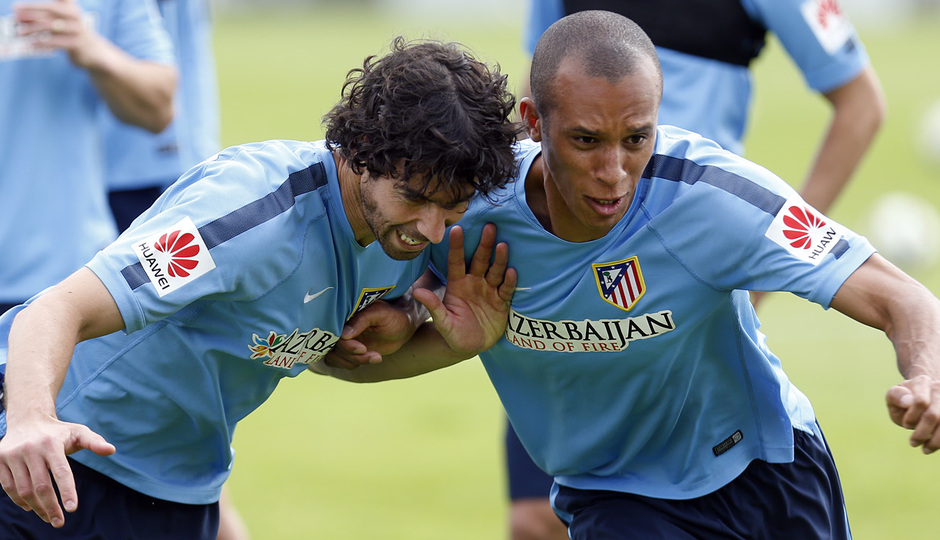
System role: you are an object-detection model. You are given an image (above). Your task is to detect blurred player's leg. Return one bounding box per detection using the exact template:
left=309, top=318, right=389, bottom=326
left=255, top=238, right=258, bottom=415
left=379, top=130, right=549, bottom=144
left=510, top=499, right=569, bottom=540
left=217, top=486, right=250, bottom=540
left=505, top=421, right=568, bottom=540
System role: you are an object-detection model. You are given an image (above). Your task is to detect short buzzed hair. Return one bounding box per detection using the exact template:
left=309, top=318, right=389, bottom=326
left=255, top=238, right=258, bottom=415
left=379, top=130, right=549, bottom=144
left=530, top=10, right=662, bottom=117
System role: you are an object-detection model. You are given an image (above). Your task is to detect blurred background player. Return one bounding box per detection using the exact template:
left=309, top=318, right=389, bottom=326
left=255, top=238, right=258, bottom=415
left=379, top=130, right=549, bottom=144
left=507, top=1, right=886, bottom=537
left=102, top=0, right=219, bottom=233
left=0, top=0, right=176, bottom=316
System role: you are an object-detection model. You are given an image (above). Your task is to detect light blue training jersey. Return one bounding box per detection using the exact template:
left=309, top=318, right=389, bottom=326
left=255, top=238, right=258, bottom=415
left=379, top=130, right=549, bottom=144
left=0, top=0, right=174, bottom=303
left=430, top=132, right=875, bottom=500
left=101, top=0, right=220, bottom=191
left=524, top=0, right=869, bottom=154
left=0, top=140, right=430, bottom=504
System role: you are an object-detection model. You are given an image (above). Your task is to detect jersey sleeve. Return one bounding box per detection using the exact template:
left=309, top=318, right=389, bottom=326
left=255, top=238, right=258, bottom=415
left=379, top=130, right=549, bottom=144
left=102, top=0, right=175, bottom=64
left=745, top=0, right=869, bottom=92
left=523, top=0, right=565, bottom=54
left=647, top=137, right=875, bottom=308
left=87, top=142, right=325, bottom=332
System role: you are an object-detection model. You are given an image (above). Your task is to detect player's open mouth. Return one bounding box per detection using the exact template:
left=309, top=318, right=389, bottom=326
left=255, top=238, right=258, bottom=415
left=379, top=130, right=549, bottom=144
left=398, top=231, right=425, bottom=247
left=587, top=196, right=624, bottom=216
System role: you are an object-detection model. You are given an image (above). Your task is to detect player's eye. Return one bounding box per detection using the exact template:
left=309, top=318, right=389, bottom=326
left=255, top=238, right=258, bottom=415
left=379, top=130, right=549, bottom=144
left=441, top=199, right=470, bottom=213
left=397, top=189, right=427, bottom=204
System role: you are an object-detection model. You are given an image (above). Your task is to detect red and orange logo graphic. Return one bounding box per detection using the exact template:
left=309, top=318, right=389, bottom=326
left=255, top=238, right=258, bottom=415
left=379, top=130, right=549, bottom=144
left=155, top=230, right=202, bottom=278
left=781, top=205, right=827, bottom=250
left=132, top=216, right=216, bottom=297
left=765, top=198, right=845, bottom=265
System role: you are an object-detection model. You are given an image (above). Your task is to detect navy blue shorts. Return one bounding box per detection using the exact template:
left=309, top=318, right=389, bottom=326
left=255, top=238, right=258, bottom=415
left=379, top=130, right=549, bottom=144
left=505, top=419, right=555, bottom=500
left=0, top=458, right=219, bottom=539
left=108, top=185, right=165, bottom=233
left=553, top=427, right=851, bottom=539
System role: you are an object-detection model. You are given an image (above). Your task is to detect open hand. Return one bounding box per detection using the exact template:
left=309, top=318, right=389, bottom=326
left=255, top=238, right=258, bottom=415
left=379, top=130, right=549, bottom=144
left=413, top=223, right=516, bottom=357
left=0, top=416, right=114, bottom=528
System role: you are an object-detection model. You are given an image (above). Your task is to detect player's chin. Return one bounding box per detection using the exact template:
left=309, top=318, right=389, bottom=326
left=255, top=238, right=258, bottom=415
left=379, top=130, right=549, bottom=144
left=378, top=238, right=427, bottom=260
left=384, top=248, right=425, bottom=261
left=379, top=230, right=429, bottom=260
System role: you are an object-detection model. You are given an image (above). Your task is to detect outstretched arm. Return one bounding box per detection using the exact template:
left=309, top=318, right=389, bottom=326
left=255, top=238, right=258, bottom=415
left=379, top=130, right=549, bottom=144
left=829, top=253, right=940, bottom=454
left=312, top=224, right=516, bottom=382
left=0, top=268, right=123, bottom=528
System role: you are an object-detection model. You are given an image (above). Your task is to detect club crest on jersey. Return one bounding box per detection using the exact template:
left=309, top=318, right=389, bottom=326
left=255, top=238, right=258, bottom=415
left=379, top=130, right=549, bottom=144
left=351, top=287, right=394, bottom=317
left=593, top=257, right=645, bottom=312
left=132, top=216, right=215, bottom=297
left=765, top=198, right=845, bottom=265
left=800, top=0, right=854, bottom=54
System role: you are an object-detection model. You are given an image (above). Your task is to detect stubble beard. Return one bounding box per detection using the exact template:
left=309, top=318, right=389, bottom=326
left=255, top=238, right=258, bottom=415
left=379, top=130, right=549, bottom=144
left=360, top=188, right=424, bottom=261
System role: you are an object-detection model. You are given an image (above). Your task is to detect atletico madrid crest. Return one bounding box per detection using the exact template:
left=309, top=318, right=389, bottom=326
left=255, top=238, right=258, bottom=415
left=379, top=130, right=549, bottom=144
left=592, top=257, right=645, bottom=312
left=350, top=286, right=394, bottom=318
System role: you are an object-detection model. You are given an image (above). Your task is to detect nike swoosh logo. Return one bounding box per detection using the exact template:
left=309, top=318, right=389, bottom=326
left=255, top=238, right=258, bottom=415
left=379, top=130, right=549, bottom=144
left=304, top=287, right=334, bottom=303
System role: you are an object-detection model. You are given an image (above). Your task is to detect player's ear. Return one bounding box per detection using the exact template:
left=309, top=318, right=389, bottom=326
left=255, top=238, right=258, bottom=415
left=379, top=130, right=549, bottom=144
left=519, top=97, right=543, bottom=142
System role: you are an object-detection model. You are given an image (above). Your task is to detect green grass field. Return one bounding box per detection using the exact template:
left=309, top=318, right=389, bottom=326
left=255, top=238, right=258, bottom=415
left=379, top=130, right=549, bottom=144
left=215, top=5, right=940, bottom=538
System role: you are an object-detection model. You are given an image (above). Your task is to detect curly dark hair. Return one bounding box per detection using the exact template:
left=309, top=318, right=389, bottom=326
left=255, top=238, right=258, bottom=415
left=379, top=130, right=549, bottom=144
left=324, top=37, right=521, bottom=202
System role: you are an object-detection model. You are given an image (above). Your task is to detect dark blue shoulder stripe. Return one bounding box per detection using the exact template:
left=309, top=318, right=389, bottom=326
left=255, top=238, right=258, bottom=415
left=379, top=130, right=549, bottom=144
left=200, top=162, right=328, bottom=249
left=644, top=154, right=786, bottom=216
left=643, top=154, right=850, bottom=259
left=120, top=162, right=328, bottom=290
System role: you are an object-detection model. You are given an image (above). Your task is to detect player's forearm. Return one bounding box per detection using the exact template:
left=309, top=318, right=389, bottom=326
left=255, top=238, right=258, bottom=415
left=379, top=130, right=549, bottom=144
left=4, top=269, right=125, bottom=422
left=81, top=36, right=177, bottom=133
left=4, top=298, right=82, bottom=422
left=800, top=67, right=885, bottom=214
left=311, top=322, right=472, bottom=383
left=831, top=255, right=940, bottom=379
left=883, top=281, right=940, bottom=381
